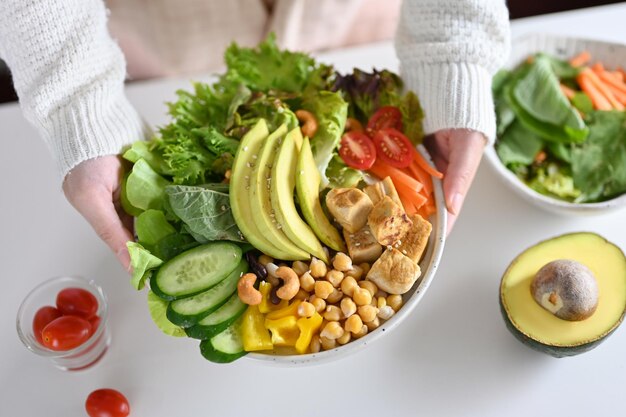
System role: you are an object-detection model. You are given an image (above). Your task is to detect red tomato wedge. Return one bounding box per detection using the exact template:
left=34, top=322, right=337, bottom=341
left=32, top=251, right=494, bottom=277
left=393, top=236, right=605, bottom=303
left=366, top=106, right=402, bottom=136
left=86, top=389, right=130, bottom=417
left=372, top=128, right=413, bottom=168
left=339, top=131, right=377, bottom=170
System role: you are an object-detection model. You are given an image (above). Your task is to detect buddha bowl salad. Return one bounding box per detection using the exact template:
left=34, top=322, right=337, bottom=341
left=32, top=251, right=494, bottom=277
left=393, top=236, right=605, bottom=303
left=122, top=35, right=440, bottom=363
left=494, top=51, right=626, bottom=203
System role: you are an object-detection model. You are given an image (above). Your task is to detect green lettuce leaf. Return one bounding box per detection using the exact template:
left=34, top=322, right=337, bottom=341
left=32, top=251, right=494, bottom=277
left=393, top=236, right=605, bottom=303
left=125, top=159, right=171, bottom=211
left=147, top=290, right=186, bottom=337
left=127, top=242, right=163, bottom=290
left=135, top=210, right=177, bottom=250
left=165, top=185, right=245, bottom=242
left=496, top=120, right=544, bottom=166
left=528, top=163, right=581, bottom=200
left=325, top=155, right=364, bottom=188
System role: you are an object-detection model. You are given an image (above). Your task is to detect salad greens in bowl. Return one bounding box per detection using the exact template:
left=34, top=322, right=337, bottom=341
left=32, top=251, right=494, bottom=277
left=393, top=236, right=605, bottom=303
left=120, top=35, right=445, bottom=365
left=486, top=34, right=626, bottom=214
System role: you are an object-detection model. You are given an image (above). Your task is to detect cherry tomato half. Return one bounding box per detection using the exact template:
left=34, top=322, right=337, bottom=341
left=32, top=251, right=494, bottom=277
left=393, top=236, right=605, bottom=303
left=339, top=131, right=377, bottom=170
left=41, top=315, right=92, bottom=351
left=372, top=128, right=413, bottom=168
left=86, top=389, right=130, bottom=417
left=56, top=287, right=98, bottom=319
left=32, top=306, right=62, bottom=345
left=366, top=106, right=403, bottom=136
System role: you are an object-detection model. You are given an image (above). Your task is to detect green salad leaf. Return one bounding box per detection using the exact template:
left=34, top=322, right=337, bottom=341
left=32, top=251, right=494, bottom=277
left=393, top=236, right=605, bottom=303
left=496, top=120, right=543, bottom=166
left=135, top=209, right=177, bottom=250
left=125, top=159, right=171, bottom=211
left=127, top=242, right=163, bottom=290
left=326, top=155, right=363, bottom=188
left=147, top=290, right=186, bottom=337
left=528, top=163, right=581, bottom=200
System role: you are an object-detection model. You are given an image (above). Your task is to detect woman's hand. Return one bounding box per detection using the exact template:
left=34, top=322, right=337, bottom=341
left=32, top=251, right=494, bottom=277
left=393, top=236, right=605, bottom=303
left=424, top=128, right=487, bottom=234
left=62, top=156, right=134, bottom=270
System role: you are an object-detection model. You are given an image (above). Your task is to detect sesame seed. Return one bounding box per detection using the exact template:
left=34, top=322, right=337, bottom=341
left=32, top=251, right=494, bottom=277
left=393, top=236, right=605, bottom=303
left=243, top=146, right=248, bottom=151
left=252, top=155, right=258, bottom=159
left=355, top=242, right=361, bottom=247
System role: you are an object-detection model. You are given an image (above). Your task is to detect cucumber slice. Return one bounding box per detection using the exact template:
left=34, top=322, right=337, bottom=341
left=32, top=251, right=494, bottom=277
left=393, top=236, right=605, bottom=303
left=167, top=260, right=247, bottom=327
left=151, top=242, right=242, bottom=300
left=200, top=318, right=247, bottom=363
left=185, top=292, right=247, bottom=340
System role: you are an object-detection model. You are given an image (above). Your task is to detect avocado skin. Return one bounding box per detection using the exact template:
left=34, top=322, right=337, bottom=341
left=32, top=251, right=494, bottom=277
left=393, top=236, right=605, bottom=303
left=499, top=232, right=626, bottom=358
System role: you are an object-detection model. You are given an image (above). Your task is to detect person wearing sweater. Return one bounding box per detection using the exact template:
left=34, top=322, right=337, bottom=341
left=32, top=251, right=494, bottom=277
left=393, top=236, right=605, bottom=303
left=0, top=0, right=510, bottom=269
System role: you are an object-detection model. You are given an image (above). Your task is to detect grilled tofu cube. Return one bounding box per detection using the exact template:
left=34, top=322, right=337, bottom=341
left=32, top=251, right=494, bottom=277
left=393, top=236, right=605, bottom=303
left=363, top=177, right=403, bottom=208
left=326, top=188, right=373, bottom=233
left=397, top=214, right=432, bottom=263
left=366, top=248, right=421, bottom=294
left=343, top=226, right=383, bottom=264
left=367, top=196, right=412, bottom=246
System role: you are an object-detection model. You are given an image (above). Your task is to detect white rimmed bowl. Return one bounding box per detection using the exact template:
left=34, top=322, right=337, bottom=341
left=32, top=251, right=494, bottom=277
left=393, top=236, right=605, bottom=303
left=247, top=145, right=447, bottom=365
left=485, top=33, right=626, bottom=215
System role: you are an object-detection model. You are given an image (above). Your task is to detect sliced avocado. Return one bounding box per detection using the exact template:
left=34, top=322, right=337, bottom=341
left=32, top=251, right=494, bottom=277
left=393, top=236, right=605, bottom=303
left=229, top=120, right=295, bottom=260
left=500, top=232, right=626, bottom=357
left=295, top=137, right=345, bottom=252
left=249, top=125, right=310, bottom=260
left=271, top=128, right=328, bottom=263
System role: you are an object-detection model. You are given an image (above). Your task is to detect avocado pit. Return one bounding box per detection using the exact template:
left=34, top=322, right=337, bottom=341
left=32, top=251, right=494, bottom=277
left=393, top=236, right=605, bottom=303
left=531, top=259, right=598, bottom=321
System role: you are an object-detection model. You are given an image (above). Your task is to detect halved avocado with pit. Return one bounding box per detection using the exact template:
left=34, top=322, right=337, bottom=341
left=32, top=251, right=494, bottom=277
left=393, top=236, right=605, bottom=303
left=500, top=232, right=626, bottom=357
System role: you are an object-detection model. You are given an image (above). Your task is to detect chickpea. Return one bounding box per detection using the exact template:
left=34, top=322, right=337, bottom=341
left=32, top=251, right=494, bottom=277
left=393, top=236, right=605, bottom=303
left=323, top=305, right=342, bottom=322
left=366, top=316, right=380, bottom=331
left=387, top=294, right=403, bottom=312
left=344, top=314, right=363, bottom=334
left=340, top=276, right=359, bottom=297
left=294, top=288, right=309, bottom=301
left=358, top=305, right=379, bottom=323
left=320, top=321, right=344, bottom=340
left=345, top=265, right=364, bottom=280
left=337, top=330, right=351, bottom=345
left=358, top=280, right=378, bottom=297
left=340, top=298, right=357, bottom=318
left=326, top=270, right=345, bottom=288
left=298, top=301, right=316, bottom=318
left=309, top=336, right=321, bottom=353
left=378, top=305, right=395, bottom=321
left=332, top=252, right=353, bottom=272
left=375, top=290, right=389, bottom=299
left=352, top=324, right=369, bottom=339
left=309, top=295, right=326, bottom=313
left=320, top=336, right=337, bottom=351
left=310, top=257, right=327, bottom=278
left=299, top=271, right=315, bottom=292
left=353, top=287, right=372, bottom=306
left=326, top=288, right=344, bottom=304
left=377, top=296, right=387, bottom=309
left=292, top=260, right=309, bottom=276
left=314, top=281, right=334, bottom=300
left=359, top=263, right=371, bottom=276
left=258, top=255, right=274, bottom=267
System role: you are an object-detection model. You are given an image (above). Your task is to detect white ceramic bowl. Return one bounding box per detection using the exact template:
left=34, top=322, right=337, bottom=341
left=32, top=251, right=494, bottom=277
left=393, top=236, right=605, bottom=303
left=247, top=145, right=447, bottom=365
left=484, top=33, right=626, bottom=215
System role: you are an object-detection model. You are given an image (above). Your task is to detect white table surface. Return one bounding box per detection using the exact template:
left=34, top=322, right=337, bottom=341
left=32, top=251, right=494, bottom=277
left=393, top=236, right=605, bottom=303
left=2, top=4, right=626, bottom=416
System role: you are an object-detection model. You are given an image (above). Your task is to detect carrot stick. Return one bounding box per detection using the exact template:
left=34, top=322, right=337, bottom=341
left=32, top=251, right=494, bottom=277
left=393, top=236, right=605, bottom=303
left=577, top=70, right=613, bottom=110
left=569, top=51, right=591, bottom=67
left=398, top=194, right=417, bottom=215
left=610, top=71, right=624, bottom=82
left=396, top=186, right=427, bottom=209
left=584, top=69, right=624, bottom=110
left=369, top=160, right=424, bottom=193
left=560, top=83, right=576, bottom=100
left=413, top=150, right=443, bottom=179
left=597, top=70, right=626, bottom=95
left=591, top=62, right=605, bottom=73
left=408, top=160, right=433, bottom=196
left=618, top=67, right=626, bottom=80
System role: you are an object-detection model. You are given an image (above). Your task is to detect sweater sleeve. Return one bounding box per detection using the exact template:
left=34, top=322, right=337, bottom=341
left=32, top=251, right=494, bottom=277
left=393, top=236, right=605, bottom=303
left=0, top=0, right=149, bottom=180
left=394, top=0, right=510, bottom=143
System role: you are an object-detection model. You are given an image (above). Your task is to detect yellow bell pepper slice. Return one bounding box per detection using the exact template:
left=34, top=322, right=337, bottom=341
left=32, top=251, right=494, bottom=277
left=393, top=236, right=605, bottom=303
left=265, top=300, right=302, bottom=320
left=295, top=312, right=323, bottom=354
left=264, top=316, right=300, bottom=347
left=241, top=305, right=273, bottom=351
left=258, top=282, right=288, bottom=314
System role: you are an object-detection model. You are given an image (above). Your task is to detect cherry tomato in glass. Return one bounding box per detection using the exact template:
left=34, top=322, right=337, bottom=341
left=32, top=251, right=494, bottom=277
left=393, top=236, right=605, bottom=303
left=56, top=287, right=98, bottom=319
left=41, top=315, right=92, bottom=351
left=338, top=131, right=377, bottom=170
left=32, top=306, right=62, bottom=345
left=86, top=389, right=130, bottom=417
left=372, top=128, right=413, bottom=168
left=88, top=315, right=102, bottom=335
left=366, top=106, right=403, bottom=136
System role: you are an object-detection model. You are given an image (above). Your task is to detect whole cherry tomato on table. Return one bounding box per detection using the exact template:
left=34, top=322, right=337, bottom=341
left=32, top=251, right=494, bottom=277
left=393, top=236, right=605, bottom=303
left=41, top=315, right=92, bottom=351
left=86, top=389, right=130, bottom=417
left=56, top=287, right=98, bottom=319
left=32, top=306, right=62, bottom=344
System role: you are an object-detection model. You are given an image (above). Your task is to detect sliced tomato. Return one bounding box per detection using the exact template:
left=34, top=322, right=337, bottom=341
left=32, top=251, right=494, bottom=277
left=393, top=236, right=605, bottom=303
left=339, top=131, right=376, bottom=170
left=366, top=106, right=402, bottom=136
left=372, top=128, right=413, bottom=168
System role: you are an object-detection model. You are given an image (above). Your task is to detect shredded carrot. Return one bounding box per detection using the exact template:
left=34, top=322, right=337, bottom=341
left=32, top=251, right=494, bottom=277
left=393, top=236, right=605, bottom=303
left=369, top=160, right=424, bottom=193
left=413, top=150, right=443, bottom=179
left=577, top=70, right=613, bottom=110
left=585, top=69, right=625, bottom=110
left=569, top=51, right=591, bottom=67
left=559, top=83, right=576, bottom=100
left=408, top=161, right=433, bottom=196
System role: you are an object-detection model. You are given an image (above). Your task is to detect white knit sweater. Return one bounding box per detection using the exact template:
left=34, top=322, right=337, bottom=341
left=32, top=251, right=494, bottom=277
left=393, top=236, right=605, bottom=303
left=0, top=0, right=510, bottom=180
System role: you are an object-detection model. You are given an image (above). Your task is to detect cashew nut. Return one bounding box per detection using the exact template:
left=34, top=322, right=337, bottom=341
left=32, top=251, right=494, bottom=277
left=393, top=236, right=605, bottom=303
left=237, top=273, right=262, bottom=305
left=275, top=266, right=300, bottom=301
left=344, top=117, right=364, bottom=133
left=295, top=110, right=318, bottom=138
